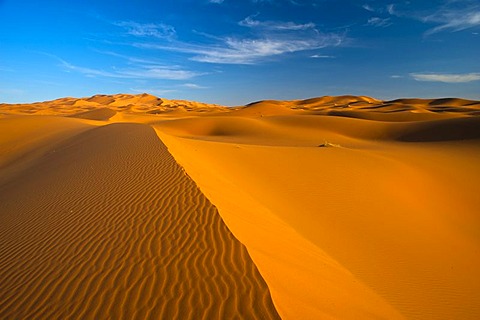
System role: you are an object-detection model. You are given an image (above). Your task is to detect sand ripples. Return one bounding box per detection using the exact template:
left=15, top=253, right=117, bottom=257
left=0, top=123, right=279, bottom=319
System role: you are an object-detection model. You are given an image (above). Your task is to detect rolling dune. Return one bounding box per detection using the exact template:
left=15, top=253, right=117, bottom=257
left=1, top=94, right=479, bottom=319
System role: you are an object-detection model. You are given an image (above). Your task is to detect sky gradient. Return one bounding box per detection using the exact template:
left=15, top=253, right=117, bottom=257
left=1, top=0, right=479, bottom=106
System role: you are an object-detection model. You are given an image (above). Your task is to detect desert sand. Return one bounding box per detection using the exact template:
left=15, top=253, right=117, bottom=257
left=1, top=93, right=479, bottom=319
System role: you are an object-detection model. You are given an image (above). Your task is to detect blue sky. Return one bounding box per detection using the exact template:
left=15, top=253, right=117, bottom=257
left=1, top=0, right=479, bottom=105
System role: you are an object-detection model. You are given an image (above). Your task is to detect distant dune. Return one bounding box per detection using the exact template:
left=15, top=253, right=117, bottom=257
left=1, top=94, right=479, bottom=319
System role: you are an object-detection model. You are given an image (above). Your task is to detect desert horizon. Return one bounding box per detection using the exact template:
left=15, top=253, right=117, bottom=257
left=1, top=93, right=479, bottom=319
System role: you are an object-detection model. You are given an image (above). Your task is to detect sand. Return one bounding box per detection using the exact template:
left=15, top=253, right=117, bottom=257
left=0, top=120, right=279, bottom=319
left=1, top=94, right=479, bottom=319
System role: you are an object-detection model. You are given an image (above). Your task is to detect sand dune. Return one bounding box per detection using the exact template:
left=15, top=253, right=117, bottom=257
left=0, top=116, right=94, bottom=185
left=0, top=122, right=279, bottom=319
left=0, top=93, right=228, bottom=117
left=69, top=107, right=118, bottom=121
left=394, top=116, right=480, bottom=141
left=1, top=94, right=479, bottom=319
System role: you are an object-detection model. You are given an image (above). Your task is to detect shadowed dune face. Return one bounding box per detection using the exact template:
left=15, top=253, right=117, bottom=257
left=1, top=93, right=480, bottom=319
left=394, top=117, right=480, bottom=141
left=68, top=107, right=118, bottom=120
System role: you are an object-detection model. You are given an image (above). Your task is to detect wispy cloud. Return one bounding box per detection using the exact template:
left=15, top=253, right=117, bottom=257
left=53, top=54, right=201, bottom=80
left=239, top=15, right=316, bottom=31
left=91, top=49, right=159, bottom=65
left=182, top=83, right=208, bottom=89
left=194, top=37, right=337, bottom=64
left=386, top=4, right=395, bottom=15
left=119, top=67, right=201, bottom=80
left=423, top=5, right=480, bottom=35
left=361, top=3, right=394, bottom=15
left=362, top=4, right=394, bottom=27
left=61, top=60, right=119, bottom=78
left=310, top=54, right=335, bottom=58
left=390, top=75, right=403, bottom=78
left=362, top=4, right=375, bottom=12
left=114, top=21, right=176, bottom=39
left=385, top=1, right=480, bottom=35
left=209, top=0, right=224, bottom=3
left=134, top=14, right=343, bottom=65
left=410, top=72, right=480, bottom=83
left=139, top=32, right=343, bottom=65
left=366, top=17, right=392, bottom=27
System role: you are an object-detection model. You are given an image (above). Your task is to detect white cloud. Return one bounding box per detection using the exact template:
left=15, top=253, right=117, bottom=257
left=137, top=17, right=343, bottom=65
left=120, top=67, right=201, bottom=80
left=424, top=9, right=480, bottom=35
left=390, top=75, right=403, bottom=78
left=60, top=60, right=119, bottom=78
left=191, top=36, right=342, bottom=64
left=362, top=4, right=375, bottom=12
left=138, top=32, right=343, bottom=65
left=362, top=3, right=394, bottom=14
left=386, top=4, right=395, bottom=15
left=209, top=0, right=224, bottom=3
left=57, top=56, right=200, bottom=80
left=239, top=16, right=316, bottom=31
left=310, top=54, right=334, bottom=58
left=366, top=17, right=392, bottom=27
left=361, top=3, right=395, bottom=27
left=410, top=72, right=480, bottom=83
left=387, top=1, right=480, bottom=35
left=114, top=21, right=176, bottom=39
left=117, top=15, right=343, bottom=65
left=92, top=50, right=167, bottom=67
left=195, top=38, right=295, bottom=64
left=182, top=83, right=208, bottom=89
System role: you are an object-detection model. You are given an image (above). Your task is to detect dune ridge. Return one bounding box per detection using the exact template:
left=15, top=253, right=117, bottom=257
left=0, top=122, right=280, bottom=319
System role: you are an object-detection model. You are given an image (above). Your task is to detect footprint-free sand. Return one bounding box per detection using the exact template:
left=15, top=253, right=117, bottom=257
left=1, top=94, right=479, bottom=319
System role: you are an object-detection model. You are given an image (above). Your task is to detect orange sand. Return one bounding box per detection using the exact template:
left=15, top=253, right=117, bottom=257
left=1, top=94, right=479, bottom=319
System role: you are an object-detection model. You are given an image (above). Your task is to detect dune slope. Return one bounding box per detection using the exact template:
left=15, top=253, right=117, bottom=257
left=152, top=96, right=480, bottom=319
left=0, top=123, right=279, bottom=319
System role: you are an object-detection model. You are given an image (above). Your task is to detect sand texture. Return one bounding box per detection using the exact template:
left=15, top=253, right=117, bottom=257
left=0, top=121, right=280, bottom=319
left=1, top=93, right=480, bottom=319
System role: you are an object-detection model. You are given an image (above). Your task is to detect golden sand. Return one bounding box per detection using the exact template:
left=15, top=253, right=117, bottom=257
left=1, top=94, right=479, bottom=319
left=0, top=119, right=279, bottom=319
